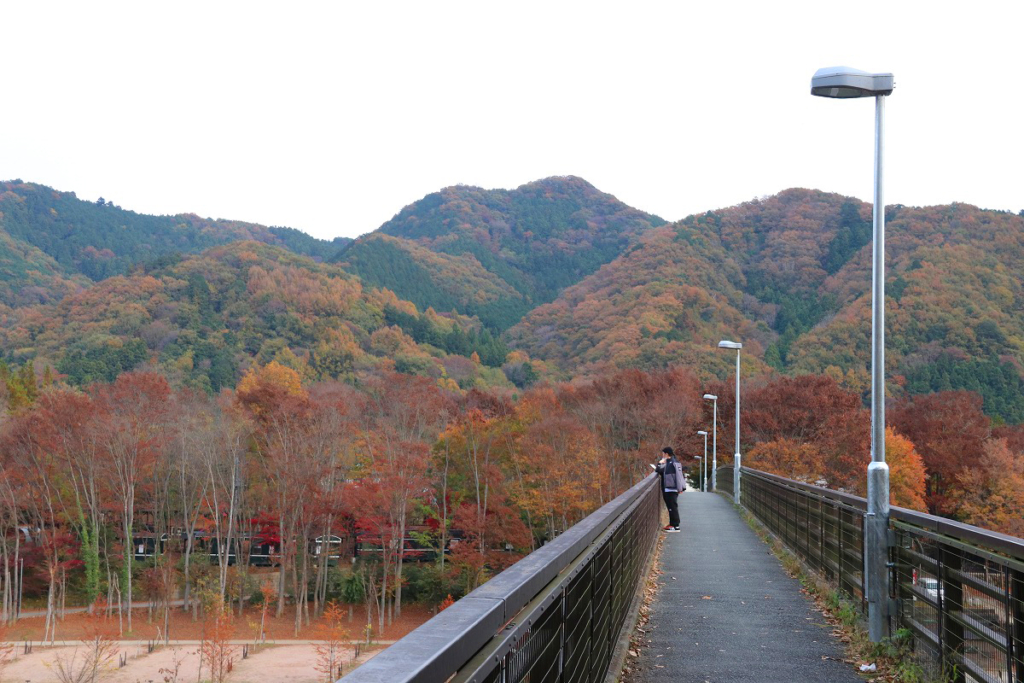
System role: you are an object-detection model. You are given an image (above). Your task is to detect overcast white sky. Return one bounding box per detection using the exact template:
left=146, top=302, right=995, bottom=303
left=1, top=2, right=1021, bottom=240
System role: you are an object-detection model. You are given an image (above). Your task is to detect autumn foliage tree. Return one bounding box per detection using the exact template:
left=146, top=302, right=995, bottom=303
left=953, top=439, right=1024, bottom=536
left=882, top=429, right=928, bottom=512
left=513, top=387, right=605, bottom=536
left=889, top=391, right=990, bottom=515
left=199, top=600, right=235, bottom=683
left=745, top=438, right=826, bottom=484
left=236, top=361, right=315, bottom=630
left=92, top=371, right=172, bottom=633
left=313, top=601, right=349, bottom=682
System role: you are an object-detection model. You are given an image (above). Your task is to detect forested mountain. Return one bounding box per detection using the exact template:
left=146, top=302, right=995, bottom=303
left=4, top=178, right=1024, bottom=422
left=334, top=233, right=528, bottom=328
left=510, top=190, right=1024, bottom=422
left=0, top=181, right=341, bottom=284
left=0, top=241, right=513, bottom=394
left=0, top=226, right=89, bottom=306
left=505, top=215, right=772, bottom=380
left=333, top=176, right=666, bottom=330
left=268, top=226, right=351, bottom=261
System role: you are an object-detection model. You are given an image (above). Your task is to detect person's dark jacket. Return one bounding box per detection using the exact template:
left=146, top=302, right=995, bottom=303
left=655, top=458, right=685, bottom=492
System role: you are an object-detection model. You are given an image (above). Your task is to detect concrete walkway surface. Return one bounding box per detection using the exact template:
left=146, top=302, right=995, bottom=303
left=634, top=490, right=863, bottom=682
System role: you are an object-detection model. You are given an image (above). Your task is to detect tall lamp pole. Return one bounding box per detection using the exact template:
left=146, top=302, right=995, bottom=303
left=811, top=66, right=894, bottom=643
left=718, top=340, right=742, bottom=505
left=697, top=431, right=708, bottom=492
left=703, top=394, right=718, bottom=491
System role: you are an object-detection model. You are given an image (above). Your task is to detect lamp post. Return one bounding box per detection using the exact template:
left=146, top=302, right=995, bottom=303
left=697, top=431, right=708, bottom=492
left=703, top=394, right=718, bottom=491
left=811, top=65, right=894, bottom=643
left=693, top=456, right=703, bottom=492
left=718, top=340, right=742, bottom=505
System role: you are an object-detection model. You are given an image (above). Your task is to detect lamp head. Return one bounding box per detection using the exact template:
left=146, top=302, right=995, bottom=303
left=703, top=394, right=717, bottom=400
left=811, top=66, right=894, bottom=98
left=694, top=455, right=701, bottom=460
left=718, top=340, right=742, bottom=350
left=697, top=431, right=708, bottom=436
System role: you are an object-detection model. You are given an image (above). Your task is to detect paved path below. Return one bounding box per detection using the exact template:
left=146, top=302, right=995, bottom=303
left=635, top=491, right=863, bottom=683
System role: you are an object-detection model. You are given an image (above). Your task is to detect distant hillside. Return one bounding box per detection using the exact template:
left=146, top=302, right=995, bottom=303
left=333, top=176, right=665, bottom=330
left=511, top=190, right=1024, bottom=422
left=505, top=217, right=772, bottom=382
left=5, top=177, right=1024, bottom=422
left=0, top=241, right=513, bottom=393
left=269, top=226, right=351, bottom=261
left=0, top=226, right=88, bottom=307
left=0, top=181, right=341, bottom=282
left=335, top=233, right=528, bottom=326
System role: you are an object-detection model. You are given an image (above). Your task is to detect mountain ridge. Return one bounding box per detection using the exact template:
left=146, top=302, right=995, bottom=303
left=333, top=175, right=666, bottom=329
left=0, top=180, right=346, bottom=285
left=3, top=177, right=1024, bottom=421
left=508, top=189, right=1024, bottom=421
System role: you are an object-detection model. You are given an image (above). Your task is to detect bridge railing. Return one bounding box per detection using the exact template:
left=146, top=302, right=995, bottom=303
left=721, top=465, right=1024, bottom=683
left=342, top=473, right=661, bottom=683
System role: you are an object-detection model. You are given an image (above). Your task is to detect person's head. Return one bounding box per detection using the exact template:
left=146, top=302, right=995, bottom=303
left=661, top=447, right=675, bottom=460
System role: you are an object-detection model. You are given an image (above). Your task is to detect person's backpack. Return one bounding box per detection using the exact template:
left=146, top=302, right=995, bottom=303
left=662, top=459, right=678, bottom=490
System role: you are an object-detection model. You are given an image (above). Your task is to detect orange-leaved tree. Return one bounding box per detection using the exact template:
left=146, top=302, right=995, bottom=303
left=199, top=599, right=235, bottom=683
left=514, top=387, right=604, bottom=538
left=744, top=438, right=826, bottom=484
left=883, top=429, right=928, bottom=512
left=236, top=361, right=310, bottom=624
left=830, top=428, right=927, bottom=511
left=313, top=601, right=349, bottom=683
left=953, top=438, right=1024, bottom=536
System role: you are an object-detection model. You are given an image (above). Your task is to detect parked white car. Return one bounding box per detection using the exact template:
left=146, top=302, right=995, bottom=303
left=920, top=577, right=943, bottom=600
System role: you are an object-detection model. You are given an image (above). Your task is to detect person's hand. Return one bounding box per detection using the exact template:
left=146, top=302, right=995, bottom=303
left=658, top=457, right=666, bottom=464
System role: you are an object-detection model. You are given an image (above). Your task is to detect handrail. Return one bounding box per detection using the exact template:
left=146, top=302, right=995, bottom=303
left=736, top=466, right=1024, bottom=562
left=342, top=473, right=660, bottom=682
left=891, top=507, right=1024, bottom=563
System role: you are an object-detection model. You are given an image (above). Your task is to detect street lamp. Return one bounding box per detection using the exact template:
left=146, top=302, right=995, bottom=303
left=718, top=340, right=742, bottom=505
left=811, top=65, right=894, bottom=644
left=703, top=394, right=717, bottom=491
left=697, top=431, right=708, bottom=492
left=693, top=456, right=703, bottom=492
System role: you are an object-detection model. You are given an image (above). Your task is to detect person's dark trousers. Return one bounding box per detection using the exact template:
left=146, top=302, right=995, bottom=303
left=663, top=491, right=680, bottom=528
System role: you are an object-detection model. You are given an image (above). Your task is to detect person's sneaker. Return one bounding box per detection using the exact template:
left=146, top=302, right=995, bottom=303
left=663, top=525, right=674, bottom=531
left=672, top=527, right=681, bottom=532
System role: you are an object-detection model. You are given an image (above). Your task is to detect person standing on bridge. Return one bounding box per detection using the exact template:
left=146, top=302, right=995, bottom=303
left=654, top=447, right=684, bottom=532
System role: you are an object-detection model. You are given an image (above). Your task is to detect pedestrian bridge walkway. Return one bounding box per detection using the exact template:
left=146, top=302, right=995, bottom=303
left=635, top=490, right=861, bottom=682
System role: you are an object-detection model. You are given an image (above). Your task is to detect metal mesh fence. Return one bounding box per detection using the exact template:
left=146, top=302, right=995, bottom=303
left=893, top=519, right=1024, bottom=683
left=731, top=467, right=1024, bottom=683
left=718, top=466, right=734, bottom=498
left=454, top=479, right=660, bottom=683
left=342, top=474, right=661, bottom=683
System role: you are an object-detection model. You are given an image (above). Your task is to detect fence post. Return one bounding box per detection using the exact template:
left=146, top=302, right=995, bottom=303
left=940, top=547, right=965, bottom=683
left=817, top=498, right=825, bottom=574
left=1011, top=567, right=1024, bottom=683
left=837, top=505, right=844, bottom=591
